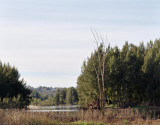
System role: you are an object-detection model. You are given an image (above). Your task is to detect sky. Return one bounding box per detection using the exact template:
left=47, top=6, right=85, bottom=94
left=0, top=0, right=160, bottom=88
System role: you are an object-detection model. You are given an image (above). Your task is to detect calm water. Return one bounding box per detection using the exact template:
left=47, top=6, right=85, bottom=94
left=30, top=105, right=80, bottom=112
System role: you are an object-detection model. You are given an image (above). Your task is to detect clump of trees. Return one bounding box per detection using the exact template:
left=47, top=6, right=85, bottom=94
left=30, top=86, right=57, bottom=102
left=0, top=62, right=31, bottom=108
left=31, top=87, right=78, bottom=106
left=77, top=39, right=160, bottom=109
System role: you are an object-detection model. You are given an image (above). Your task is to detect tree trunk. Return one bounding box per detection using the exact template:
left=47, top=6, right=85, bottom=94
left=1, top=97, right=3, bottom=103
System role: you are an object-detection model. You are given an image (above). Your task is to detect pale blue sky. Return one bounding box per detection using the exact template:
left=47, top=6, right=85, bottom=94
left=0, top=0, right=160, bottom=87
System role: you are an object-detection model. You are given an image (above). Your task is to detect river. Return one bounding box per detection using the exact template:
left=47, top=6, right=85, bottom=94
left=29, top=105, right=80, bottom=112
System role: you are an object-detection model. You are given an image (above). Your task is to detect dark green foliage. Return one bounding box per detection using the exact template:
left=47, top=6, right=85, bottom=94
left=31, top=90, right=41, bottom=99
left=36, top=86, right=57, bottom=99
left=54, top=89, right=60, bottom=105
left=66, top=87, right=78, bottom=104
left=59, top=88, right=67, bottom=104
left=0, top=62, right=31, bottom=108
left=77, top=39, right=160, bottom=108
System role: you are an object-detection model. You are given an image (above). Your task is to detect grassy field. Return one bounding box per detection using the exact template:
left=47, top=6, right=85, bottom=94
left=0, top=108, right=160, bottom=125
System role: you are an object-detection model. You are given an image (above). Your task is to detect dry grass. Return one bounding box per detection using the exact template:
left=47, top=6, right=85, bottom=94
left=0, top=109, right=160, bottom=125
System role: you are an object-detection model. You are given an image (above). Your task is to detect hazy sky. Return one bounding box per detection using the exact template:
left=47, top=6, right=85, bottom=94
left=0, top=0, right=160, bottom=88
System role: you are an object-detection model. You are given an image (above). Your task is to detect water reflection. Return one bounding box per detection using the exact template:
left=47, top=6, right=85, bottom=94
left=29, top=105, right=80, bottom=112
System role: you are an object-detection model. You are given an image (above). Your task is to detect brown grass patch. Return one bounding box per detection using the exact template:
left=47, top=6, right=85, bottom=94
left=0, top=109, right=159, bottom=125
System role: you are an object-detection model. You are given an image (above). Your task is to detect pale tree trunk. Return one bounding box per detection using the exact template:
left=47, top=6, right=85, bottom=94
left=100, top=56, right=106, bottom=115
left=92, top=30, right=107, bottom=115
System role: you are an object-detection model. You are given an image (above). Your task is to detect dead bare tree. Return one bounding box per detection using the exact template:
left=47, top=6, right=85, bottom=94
left=91, top=29, right=108, bottom=115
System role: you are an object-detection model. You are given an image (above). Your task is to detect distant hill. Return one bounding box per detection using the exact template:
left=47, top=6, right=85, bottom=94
left=36, top=86, right=62, bottom=97
left=29, top=86, right=63, bottom=100
left=29, top=86, right=78, bottom=106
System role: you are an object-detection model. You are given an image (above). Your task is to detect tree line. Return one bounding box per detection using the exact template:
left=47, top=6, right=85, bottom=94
left=1, top=38, right=160, bottom=110
left=31, top=87, right=78, bottom=106
left=77, top=39, right=160, bottom=110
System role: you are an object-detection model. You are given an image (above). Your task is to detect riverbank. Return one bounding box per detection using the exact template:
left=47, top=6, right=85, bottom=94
left=0, top=108, right=160, bottom=124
